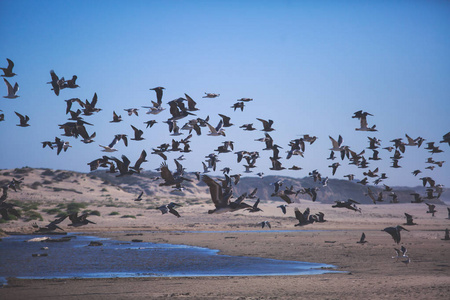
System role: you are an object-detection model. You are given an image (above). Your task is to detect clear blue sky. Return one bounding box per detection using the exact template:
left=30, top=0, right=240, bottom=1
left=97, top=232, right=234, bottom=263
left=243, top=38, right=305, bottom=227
left=1, top=0, right=449, bottom=187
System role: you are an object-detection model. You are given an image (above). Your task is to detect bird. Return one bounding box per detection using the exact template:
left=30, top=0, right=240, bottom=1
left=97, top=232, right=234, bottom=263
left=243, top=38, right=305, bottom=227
left=202, top=92, right=220, bottom=98
left=442, top=228, right=450, bottom=240
left=157, top=202, right=182, bottom=217
left=14, top=111, right=30, bottom=127
left=294, top=207, right=313, bottom=226
left=259, top=221, right=271, bottom=229
left=357, top=232, right=367, bottom=244
left=99, top=134, right=127, bottom=152
left=329, top=135, right=344, bottom=151
left=109, top=111, right=123, bottom=123
left=256, top=118, right=275, bottom=132
left=240, top=123, right=256, bottom=131
left=332, top=199, right=361, bottom=212
left=130, top=125, right=144, bottom=140
left=63, top=75, right=79, bottom=89
left=1, top=58, right=16, bottom=77
left=392, top=246, right=408, bottom=261
left=440, top=132, right=450, bottom=146
left=343, top=174, right=355, bottom=181
left=404, top=213, right=417, bottom=225
left=109, top=155, right=134, bottom=177
left=48, top=70, right=62, bottom=96
left=33, top=215, right=68, bottom=232
left=206, top=120, right=226, bottom=136
left=277, top=204, right=288, bottom=214
left=184, top=94, right=199, bottom=111
left=202, top=175, right=252, bottom=214
left=383, top=225, right=409, bottom=244
left=124, top=108, right=139, bottom=116
left=68, top=212, right=96, bottom=227
left=218, top=114, right=233, bottom=127
left=355, top=113, right=377, bottom=131
left=246, top=198, right=263, bottom=213
left=129, top=150, right=147, bottom=173
left=425, top=203, right=437, bottom=217
left=150, top=86, right=165, bottom=105
left=158, top=161, right=192, bottom=187
left=3, top=78, right=19, bottom=98
left=329, top=162, right=340, bottom=175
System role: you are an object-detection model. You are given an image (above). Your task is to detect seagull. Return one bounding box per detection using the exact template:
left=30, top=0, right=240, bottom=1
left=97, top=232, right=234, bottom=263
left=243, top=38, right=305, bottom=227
left=256, top=118, right=275, bottom=132
left=355, top=114, right=377, bottom=131
left=203, top=92, right=220, bottom=98
left=329, top=162, right=340, bottom=175
left=343, top=174, right=355, bottom=181
left=157, top=202, right=182, bottom=217
left=124, top=108, right=139, bottom=116
left=99, top=134, right=127, bottom=152
left=393, top=246, right=408, bottom=261
left=383, top=225, right=409, bottom=244
left=231, top=102, right=245, bottom=111
left=3, top=78, right=19, bottom=98
left=259, top=221, right=271, bottom=229
left=240, top=123, right=256, bottom=131
left=357, top=232, right=367, bottom=244
left=404, top=213, right=417, bottom=225
left=130, top=125, right=144, bottom=140
left=14, top=111, right=30, bottom=127
left=64, top=75, right=79, bottom=89
left=329, top=135, right=344, bottom=151
left=0, top=58, right=16, bottom=77
left=150, top=86, right=165, bottom=105
left=48, top=70, right=62, bottom=96
left=218, top=114, right=233, bottom=127
left=206, top=120, right=225, bottom=136
left=277, top=204, right=288, bottom=214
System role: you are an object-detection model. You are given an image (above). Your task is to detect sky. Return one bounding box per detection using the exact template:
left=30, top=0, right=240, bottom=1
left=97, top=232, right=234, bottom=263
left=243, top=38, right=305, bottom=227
left=0, top=0, right=449, bottom=187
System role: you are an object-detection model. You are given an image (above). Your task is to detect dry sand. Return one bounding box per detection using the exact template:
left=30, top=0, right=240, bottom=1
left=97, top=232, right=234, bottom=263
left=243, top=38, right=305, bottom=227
left=1, top=200, right=450, bottom=299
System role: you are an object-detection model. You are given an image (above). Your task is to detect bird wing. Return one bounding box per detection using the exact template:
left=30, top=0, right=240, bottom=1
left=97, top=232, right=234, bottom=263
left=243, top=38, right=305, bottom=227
left=160, top=162, right=175, bottom=183
left=202, top=175, right=225, bottom=208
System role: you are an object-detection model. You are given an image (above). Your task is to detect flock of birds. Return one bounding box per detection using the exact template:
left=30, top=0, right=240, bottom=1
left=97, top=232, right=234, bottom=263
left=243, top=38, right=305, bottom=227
left=1, top=58, right=450, bottom=264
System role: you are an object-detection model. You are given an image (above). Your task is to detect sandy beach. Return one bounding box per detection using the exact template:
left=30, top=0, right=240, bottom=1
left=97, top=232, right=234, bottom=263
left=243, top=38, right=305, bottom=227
left=1, top=199, right=449, bottom=300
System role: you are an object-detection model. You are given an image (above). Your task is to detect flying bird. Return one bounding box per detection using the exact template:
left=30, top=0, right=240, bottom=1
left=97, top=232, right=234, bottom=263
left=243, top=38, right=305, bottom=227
left=0, top=58, right=16, bottom=77
left=3, top=78, right=19, bottom=99
left=14, top=111, right=30, bottom=127
left=383, top=225, right=409, bottom=244
left=357, top=232, right=367, bottom=244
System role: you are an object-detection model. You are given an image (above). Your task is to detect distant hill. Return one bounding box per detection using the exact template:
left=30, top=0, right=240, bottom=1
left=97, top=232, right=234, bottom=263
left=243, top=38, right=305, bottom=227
left=0, top=167, right=446, bottom=205
left=91, top=169, right=447, bottom=205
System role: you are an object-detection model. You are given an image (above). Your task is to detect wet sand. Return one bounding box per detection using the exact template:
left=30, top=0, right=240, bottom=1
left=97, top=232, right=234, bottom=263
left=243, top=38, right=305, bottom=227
left=1, top=202, right=450, bottom=299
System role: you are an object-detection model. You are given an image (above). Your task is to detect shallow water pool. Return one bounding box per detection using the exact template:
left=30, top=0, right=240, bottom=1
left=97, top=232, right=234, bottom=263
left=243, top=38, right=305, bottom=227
left=0, top=233, right=341, bottom=281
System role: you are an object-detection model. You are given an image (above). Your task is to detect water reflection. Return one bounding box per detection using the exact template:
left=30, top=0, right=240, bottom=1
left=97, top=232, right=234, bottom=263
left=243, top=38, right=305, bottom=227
left=0, top=234, right=341, bottom=281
